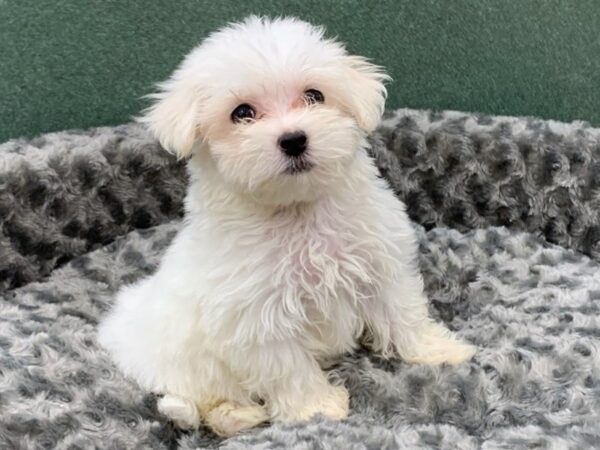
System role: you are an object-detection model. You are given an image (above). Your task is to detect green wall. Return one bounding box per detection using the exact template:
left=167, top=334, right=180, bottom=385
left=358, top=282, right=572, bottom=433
left=1, top=0, right=599, bottom=142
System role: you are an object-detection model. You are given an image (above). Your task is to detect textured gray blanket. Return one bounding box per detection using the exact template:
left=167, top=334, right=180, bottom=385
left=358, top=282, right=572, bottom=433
left=1, top=109, right=600, bottom=449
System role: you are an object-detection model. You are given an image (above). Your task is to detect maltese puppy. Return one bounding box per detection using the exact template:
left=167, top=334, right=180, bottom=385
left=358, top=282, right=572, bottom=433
left=98, top=16, right=475, bottom=437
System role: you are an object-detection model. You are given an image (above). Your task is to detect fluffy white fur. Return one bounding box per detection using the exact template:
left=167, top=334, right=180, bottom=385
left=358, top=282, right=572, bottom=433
left=98, top=16, right=475, bottom=436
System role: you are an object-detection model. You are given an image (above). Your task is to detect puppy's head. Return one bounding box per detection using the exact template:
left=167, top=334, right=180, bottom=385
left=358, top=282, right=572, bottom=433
left=140, top=16, right=389, bottom=205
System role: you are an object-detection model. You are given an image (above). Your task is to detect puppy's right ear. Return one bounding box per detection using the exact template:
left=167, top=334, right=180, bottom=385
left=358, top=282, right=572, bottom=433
left=138, top=76, right=201, bottom=159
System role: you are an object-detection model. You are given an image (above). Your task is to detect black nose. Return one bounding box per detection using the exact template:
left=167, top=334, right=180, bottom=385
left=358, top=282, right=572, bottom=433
left=279, top=131, right=307, bottom=157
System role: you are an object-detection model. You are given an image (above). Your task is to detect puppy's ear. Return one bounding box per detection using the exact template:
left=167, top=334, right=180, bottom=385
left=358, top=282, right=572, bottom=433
left=138, top=77, right=201, bottom=159
left=342, top=56, right=390, bottom=133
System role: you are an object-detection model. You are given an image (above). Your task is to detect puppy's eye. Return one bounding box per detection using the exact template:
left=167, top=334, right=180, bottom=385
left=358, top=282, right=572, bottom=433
left=304, top=89, right=324, bottom=105
left=231, top=104, right=256, bottom=123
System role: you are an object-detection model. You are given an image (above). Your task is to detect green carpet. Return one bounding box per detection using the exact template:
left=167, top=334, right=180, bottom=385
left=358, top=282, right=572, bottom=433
left=1, top=0, right=599, bottom=142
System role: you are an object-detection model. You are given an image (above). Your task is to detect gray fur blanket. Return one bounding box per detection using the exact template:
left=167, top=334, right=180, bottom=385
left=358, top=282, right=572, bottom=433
left=1, top=109, right=599, bottom=449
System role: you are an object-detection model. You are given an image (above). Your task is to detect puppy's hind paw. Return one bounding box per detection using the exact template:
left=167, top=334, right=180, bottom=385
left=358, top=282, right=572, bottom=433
left=157, top=394, right=201, bottom=429
left=398, top=322, right=476, bottom=366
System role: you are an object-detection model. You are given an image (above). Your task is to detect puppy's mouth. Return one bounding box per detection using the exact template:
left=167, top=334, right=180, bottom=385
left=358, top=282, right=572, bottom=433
left=284, top=157, right=314, bottom=175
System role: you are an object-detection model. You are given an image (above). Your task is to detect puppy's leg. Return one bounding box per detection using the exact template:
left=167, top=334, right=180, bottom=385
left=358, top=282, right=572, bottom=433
left=229, top=340, right=349, bottom=424
left=157, top=395, right=268, bottom=436
left=157, top=361, right=269, bottom=436
left=363, top=272, right=475, bottom=366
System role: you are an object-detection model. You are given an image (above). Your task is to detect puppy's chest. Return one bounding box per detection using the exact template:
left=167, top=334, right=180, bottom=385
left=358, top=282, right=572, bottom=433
left=273, top=220, right=381, bottom=299
left=284, top=234, right=343, bottom=284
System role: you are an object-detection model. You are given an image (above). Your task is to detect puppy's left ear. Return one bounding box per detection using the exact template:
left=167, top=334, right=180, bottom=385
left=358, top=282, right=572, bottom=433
left=137, top=76, right=202, bottom=159
left=342, top=56, right=390, bottom=133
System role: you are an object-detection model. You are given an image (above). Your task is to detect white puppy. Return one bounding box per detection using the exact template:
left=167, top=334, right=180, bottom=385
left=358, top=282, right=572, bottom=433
left=98, top=16, right=475, bottom=437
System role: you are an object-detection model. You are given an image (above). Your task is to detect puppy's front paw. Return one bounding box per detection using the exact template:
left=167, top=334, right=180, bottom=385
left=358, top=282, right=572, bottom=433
left=398, top=322, right=476, bottom=366
left=205, top=401, right=269, bottom=437
left=278, top=385, right=349, bottom=423
left=157, top=394, right=201, bottom=429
